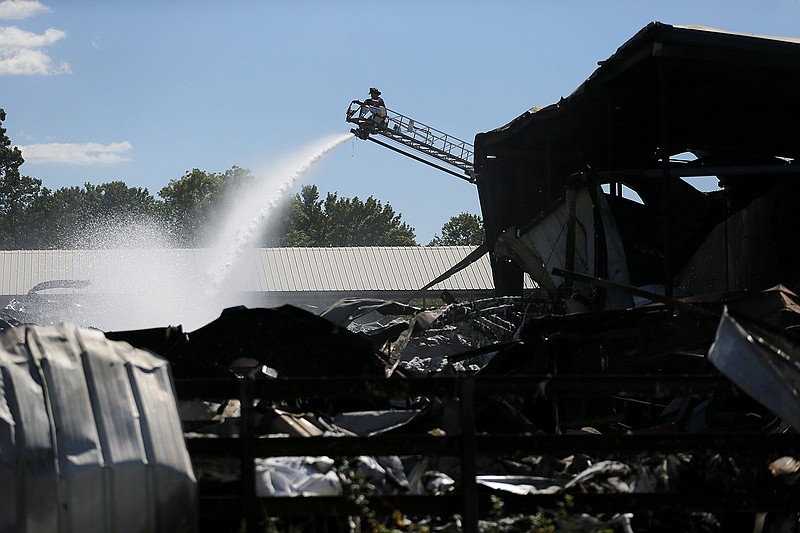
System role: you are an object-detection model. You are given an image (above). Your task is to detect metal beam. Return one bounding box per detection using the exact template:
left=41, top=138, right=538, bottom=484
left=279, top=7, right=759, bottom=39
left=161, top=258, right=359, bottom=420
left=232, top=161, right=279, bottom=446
left=364, top=134, right=476, bottom=183
left=597, top=163, right=799, bottom=180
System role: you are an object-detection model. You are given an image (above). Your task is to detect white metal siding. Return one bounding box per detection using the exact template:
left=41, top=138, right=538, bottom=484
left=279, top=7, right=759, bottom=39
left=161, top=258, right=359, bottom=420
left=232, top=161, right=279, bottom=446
left=0, top=247, right=532, bottom=295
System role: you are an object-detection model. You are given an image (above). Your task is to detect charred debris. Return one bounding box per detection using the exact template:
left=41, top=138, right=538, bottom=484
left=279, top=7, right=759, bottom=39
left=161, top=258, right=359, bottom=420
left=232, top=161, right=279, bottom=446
left=98, top=287, right=800, bottom=532
left=2, top=21, right=800, bottom=533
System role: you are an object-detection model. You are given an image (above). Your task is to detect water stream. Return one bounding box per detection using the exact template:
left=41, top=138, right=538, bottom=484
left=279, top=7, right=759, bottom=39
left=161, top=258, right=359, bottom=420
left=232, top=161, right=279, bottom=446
left=205, top=133, right=352, bottom=291
left=56, top=133, right=352, bottom=331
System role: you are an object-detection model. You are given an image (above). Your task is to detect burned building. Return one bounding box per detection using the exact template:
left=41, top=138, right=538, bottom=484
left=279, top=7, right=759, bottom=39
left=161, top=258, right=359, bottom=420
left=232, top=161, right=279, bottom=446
left=473, top=23, right=800, bottom=304
left=4, top=22, right=800, bottom=533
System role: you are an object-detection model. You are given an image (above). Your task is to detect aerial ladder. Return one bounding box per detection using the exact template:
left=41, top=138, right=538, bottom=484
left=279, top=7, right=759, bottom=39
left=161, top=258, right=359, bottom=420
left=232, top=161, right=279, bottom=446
left=346, top=100, right=476, bottom=184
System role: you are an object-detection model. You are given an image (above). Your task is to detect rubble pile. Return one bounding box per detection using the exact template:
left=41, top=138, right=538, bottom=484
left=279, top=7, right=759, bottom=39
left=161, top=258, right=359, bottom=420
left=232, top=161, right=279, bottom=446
left=126, top=286, right=796, bottom=532
left=3, top=276, right=800, bottom=531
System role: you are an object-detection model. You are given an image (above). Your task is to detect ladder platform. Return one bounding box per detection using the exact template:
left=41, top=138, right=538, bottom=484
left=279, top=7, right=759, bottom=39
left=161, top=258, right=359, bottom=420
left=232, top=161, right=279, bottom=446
left=346, top=101, right=475, bottom=183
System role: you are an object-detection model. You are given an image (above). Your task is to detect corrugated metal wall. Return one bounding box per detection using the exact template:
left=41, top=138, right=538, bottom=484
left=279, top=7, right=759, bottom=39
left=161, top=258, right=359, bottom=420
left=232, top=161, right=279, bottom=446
left=0, top=323, right=197, bottom=532
left=0, top=247, right=529, bottom=296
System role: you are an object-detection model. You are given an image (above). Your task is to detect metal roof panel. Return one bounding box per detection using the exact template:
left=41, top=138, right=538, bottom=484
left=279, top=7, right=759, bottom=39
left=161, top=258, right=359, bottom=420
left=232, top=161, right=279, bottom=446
left=0, top=247, right=499, bottom=295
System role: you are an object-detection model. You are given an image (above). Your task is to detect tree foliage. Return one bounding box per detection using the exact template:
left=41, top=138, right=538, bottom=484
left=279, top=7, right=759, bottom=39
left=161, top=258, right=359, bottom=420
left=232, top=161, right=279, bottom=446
left=158, top=168, right=224, bottom=246
left=158, top=166, right=254, bottom=246
left=428, top=212, right=484, bottom=246
left=13, top=182, right=161, bottom=249
left=0, top=108, right=41, bottom=248
left=276, top=185, right=417, bottom=247
left=0, top=108, right=421, bottom=250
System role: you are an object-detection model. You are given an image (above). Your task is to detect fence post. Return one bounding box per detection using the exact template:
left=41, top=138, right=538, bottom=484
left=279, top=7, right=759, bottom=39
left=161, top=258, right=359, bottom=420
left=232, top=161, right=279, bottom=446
left=459, top=378, right=479, bottom=533
left=240, top=376, right=259, bottom=532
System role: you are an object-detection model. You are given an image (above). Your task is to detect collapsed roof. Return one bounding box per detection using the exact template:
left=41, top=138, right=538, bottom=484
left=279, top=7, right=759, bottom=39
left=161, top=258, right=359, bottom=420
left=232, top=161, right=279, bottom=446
left=474, top=22, right=800, bottom=297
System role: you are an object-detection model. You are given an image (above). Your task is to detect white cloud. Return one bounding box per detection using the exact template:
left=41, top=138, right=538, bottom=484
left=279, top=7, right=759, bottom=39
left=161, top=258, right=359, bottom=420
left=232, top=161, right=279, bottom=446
left=0, top=25, right=64, bottom=47
left=19, top=142, right=133, bottom=165
left=0, top=0, right=49, bottom=20
left=0, top=5, right=70, bottom=76
left=0, top=26, right=70, bottom=75
left=0, top=46, right=68, bottom=74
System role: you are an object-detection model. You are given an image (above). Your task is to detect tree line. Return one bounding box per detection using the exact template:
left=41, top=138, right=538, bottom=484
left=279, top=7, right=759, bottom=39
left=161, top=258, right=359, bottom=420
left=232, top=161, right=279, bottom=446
left=0, top=109, right=483, bottom=249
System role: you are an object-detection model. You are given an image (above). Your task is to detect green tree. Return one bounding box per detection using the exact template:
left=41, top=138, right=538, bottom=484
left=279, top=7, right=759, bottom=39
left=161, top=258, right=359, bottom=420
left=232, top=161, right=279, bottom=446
left=428, top=212, right=484, bottom=246
left=158, top=166, right=254, bottom=246
left=23, top=182, right=160, bottom=249
left=21, top=185, right=60, bottom=248
left=0, top=108, right=47, bottom=249
left=42, top=186, right=90, bottom=247
left=84, top=181, right=159, bottom=221
left=158, top=168, right=222, bottom=245
left=276, top=184, right=417, bottom=246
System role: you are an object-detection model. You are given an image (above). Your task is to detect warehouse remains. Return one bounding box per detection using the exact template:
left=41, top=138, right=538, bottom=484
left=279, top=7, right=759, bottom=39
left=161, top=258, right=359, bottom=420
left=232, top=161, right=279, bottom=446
left=1, top=22, right=800, bottom=533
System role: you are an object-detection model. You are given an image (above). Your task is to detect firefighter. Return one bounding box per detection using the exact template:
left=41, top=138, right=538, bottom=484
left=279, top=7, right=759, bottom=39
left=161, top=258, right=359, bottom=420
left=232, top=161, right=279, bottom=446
left=357, top=87, right=387, bottom=130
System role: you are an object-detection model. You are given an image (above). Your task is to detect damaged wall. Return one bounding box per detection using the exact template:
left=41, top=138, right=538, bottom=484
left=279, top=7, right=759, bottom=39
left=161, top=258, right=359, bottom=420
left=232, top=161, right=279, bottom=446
left=677, top=179, right=800, bottom=294
left=474, top=22, right=800, bottom=299
left=0, top=323, right=197, bottom=532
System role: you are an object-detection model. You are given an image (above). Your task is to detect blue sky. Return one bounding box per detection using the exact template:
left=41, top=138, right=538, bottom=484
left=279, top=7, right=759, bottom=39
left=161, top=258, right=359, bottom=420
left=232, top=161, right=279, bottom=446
left=2, top=0, right=799, bottom=244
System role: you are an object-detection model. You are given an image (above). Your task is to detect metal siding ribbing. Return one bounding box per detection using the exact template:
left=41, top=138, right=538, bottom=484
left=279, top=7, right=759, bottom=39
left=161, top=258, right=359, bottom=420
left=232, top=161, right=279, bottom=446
left=302, top=247, right=320, bottom=291
left=284, top=249, right=299, bottom=292
left=313, top=248, right=333, bottom=291
left=334, top=248, right=350, bottom=291
left=291, top=247, right=306, bottom=291
left=312, top=248, right=329, bottom=291
left=427, top=247, right=450, bottom=291
left=0, top=253, right=7, bottom=293
left=456, top=246, right=478, bottom=289
left=245, top=249, right=259, bottom=292
left=370, top=247, right=387, bottom=290
left=360, top=247, right=380, bottom=290
left=425, top=247, right=443, bottom=289
left=414, top=248, right=431, bottom=289
left=390, top=247, right=410, bottom=290
left=298, top=247, right=316, bottom=291
left=248, top=249, right=263, bottom=291
left=399, top=247, right=416, bottom=289
left=339, top=247, right=356, bottom=291
left=453, top=246, right=483, bottom=290
left=298, top=247, right=317, bottom=291
left=379, top=247, right=397, bottom=290
left=340, top=247, right=360, bottom=291
left=444, top=247, right=466, bottom=289
left=253, top=249, right=266, bottom=291
left=335, top=248, right=350, bottom=290
left=417, top=247, right=435, bottom=289
left=440, top=247, right=460, bottom=288
left=0, top=252, right=13, bottom=294
left=284, top=248, right=299, bottom=291
left=383, top=247, right=401, bottom=290
left=0, top=247, right=498, bottom=296
left=0, top=253, right=8, bottom=294
left=305, top=247, right=333, bottom=291
left=302, top=248, right=319, bottom=291
left=285, top=248, right=301, bottom=291
left=278, top=249, right=295, bottom=291
left=356, top=247, right=375, bottom=290
left=261, top=249, right=277, bottom=291
left=20, top=251, right=33, bottom=294
left=263, top=249, right=281, bottom=291
left=5, top=251, right=18, bottom=294
left=383, top=247, right=400, bottom=290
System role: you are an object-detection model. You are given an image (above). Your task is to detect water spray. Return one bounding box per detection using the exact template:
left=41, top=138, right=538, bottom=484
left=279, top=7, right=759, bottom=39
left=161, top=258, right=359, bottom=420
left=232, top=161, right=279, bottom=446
left=205, top=132, right=352, bottom=292
left=50, top=133, right=352, bottom=331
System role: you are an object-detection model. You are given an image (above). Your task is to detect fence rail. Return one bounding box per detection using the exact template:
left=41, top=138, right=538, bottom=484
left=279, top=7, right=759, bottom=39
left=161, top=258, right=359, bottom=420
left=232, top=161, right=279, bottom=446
left=176, top=375, right=800, bottom=532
